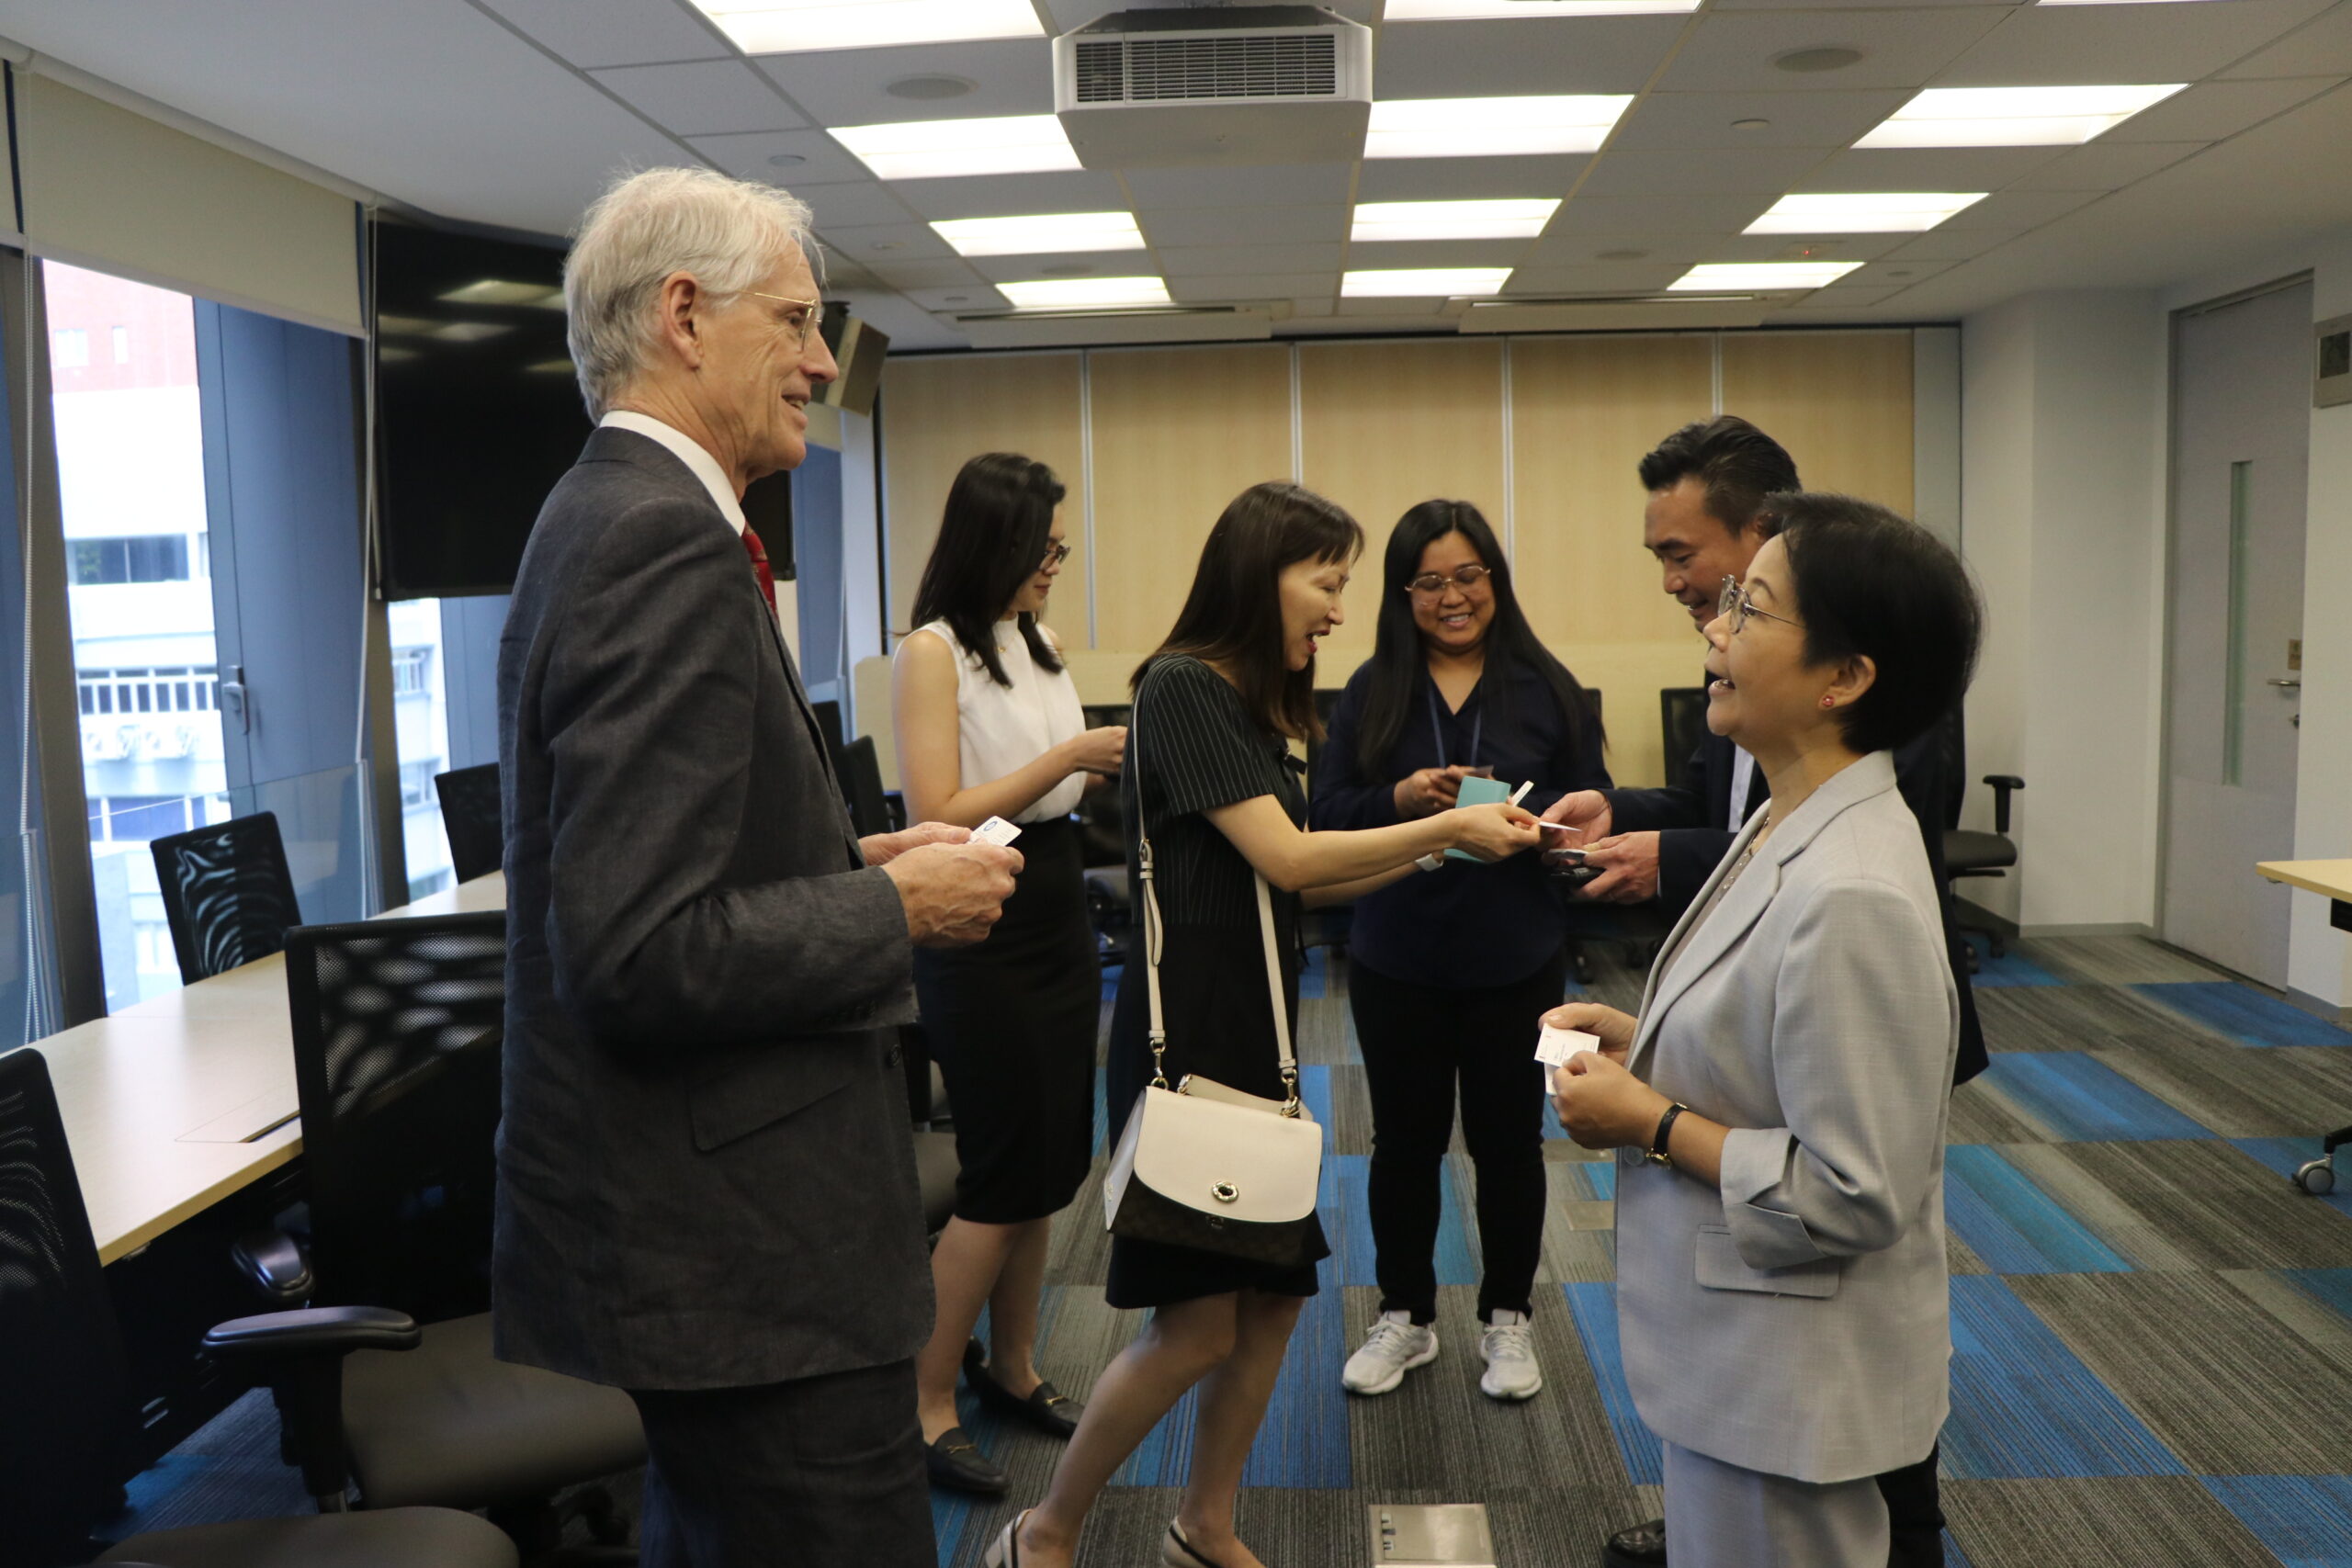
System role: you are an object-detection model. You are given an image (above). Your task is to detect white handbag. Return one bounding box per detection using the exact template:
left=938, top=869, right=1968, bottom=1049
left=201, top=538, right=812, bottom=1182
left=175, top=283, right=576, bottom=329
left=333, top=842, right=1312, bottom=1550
left=1102, top=702, right=1324, bottom=1266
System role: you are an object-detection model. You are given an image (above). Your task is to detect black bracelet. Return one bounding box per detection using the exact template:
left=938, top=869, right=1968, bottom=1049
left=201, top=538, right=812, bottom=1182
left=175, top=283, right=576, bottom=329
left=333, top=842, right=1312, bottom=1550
left=1645, top=1101, right=1690, bottom=1168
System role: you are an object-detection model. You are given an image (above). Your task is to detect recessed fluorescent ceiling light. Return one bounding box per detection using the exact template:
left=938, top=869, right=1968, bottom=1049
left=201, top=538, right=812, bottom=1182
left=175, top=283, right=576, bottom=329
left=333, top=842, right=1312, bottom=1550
left=1856, top=85, right=2187, bottom=148
left=1744, top=192, right=1988, bottom=234
left=693, top=0, right=1042, bottom=54
left=438, top=279, right=563, bottom=308
left=431, top=322, right=513, bottom=342
left=1668, top=261, right=1863, bottom=291
left=931, top=212, right=1146, bottom=257
left=1385, top=0, right=1698, bottom=17
left=999, top=276, right=1172, bottom=310
left=833, top=115, right=1080, bottom=180
left=1351, top=199, right=1561, bottom=243
left=1341, top=267, right=1513, bottom=298
left=1365, top=96, right=1634, bottom=159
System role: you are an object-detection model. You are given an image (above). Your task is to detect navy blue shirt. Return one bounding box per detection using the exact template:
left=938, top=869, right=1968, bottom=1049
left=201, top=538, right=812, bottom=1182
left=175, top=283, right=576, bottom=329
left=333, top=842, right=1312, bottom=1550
left=1309, top=656, right=1611, bottom=988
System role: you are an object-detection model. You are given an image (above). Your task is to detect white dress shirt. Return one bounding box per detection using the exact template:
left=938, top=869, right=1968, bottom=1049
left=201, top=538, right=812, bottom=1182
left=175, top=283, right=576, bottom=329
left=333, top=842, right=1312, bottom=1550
left=598, top=410, right=745, bottom=536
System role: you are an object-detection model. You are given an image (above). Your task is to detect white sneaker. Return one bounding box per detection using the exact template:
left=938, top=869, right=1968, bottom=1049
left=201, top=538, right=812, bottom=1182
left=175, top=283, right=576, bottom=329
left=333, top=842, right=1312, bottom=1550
left=1341, top=1310, right=1439, bottom=1395
left=1478, top=1310, right=1543, bottom=1401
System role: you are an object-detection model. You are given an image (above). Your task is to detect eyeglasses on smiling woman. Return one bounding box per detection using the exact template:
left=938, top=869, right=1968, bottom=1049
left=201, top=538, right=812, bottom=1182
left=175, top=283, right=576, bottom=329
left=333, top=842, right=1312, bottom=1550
left=1038, top=540, right=1074, bottom=569
left=1405, top=563, right=1492, bottom=597
left=1718, top=575, right=1800, bottom=635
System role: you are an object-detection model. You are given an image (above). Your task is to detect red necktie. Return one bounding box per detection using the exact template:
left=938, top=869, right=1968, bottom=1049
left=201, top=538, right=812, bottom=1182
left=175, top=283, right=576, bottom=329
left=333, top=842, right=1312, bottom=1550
left=741, top=527, right=778, bottom=615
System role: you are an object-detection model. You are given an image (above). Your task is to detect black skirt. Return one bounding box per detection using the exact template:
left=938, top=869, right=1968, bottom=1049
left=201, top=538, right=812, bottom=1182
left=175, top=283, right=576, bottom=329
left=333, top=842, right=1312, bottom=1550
left=912, top=818, right=1098, bottom=1225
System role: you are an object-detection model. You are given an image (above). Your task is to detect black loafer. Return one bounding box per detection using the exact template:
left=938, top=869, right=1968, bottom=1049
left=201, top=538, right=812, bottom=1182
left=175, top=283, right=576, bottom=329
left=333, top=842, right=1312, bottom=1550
left=965, top=1343, right=1085, bottom=1438
left=923, top=1427, right=1008, bottom=1495
left=1602, top=1517, right=1667, bottom=1568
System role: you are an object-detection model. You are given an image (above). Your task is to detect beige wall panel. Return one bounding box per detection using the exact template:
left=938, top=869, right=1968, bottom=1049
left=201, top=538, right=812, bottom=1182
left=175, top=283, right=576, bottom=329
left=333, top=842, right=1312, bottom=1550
left=1299, top=340, right=1506, bottom=670
left=1511, top=335, right=1715, bottom=787
left=880, top=353, right=1085, bottom=637
left=1720, top=331, right=1916, bottom=513
left=1090, top=344, right=1294, bottom=656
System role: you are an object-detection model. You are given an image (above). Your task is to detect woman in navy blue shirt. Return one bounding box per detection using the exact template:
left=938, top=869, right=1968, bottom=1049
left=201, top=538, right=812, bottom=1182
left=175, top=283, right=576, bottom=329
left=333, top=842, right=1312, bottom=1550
left=1310, top=499, right=1611, bottom=1403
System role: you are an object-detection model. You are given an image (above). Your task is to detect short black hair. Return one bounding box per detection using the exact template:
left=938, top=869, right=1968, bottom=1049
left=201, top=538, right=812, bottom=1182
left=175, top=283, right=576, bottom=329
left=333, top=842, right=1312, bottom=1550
left=1765, top=492, right=1982, bottom=755
left=1637, top=416, right=1801, bottom=536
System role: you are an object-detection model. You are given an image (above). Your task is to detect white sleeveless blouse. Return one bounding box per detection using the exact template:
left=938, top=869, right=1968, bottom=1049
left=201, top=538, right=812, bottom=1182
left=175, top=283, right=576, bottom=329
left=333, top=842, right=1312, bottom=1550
left=900, top=617, right=1088, bottom=823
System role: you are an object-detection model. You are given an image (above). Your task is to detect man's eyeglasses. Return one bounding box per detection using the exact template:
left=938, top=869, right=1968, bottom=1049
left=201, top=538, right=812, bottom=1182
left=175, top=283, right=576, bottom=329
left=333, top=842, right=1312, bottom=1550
left=1718, top=575, right=1799, bottom=635
left=744, top=290, right=822, bottom=352
left=1405, top=563, right=1493, bottom=597
left=1040, top=541, right=1073, bottom=570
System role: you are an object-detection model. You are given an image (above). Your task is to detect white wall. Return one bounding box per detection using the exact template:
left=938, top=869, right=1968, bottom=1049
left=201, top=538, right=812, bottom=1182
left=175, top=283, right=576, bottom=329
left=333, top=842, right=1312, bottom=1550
left=1960, top=290, right=2167, bottom=932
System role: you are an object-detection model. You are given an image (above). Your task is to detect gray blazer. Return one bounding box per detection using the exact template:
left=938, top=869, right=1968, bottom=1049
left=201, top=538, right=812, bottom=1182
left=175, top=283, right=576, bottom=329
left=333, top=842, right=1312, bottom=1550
left=1615, top=750, right=1957, bottom=1484
left=492, top=426, right=929, bottom=1392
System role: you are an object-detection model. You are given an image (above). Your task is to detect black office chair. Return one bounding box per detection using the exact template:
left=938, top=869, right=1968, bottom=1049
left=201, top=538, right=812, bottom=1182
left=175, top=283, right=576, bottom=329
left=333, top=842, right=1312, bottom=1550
left=1936, top=710, right=2026, bottom=965
left=1658, top=686, right=1708, bottom=781
left=433, top=763, right=503, bottom=885
left=150, top=812, right=302, bottom=984
left=0, top=1047, right=520, bottom=1568
left=836, top=734, right=905, bottom=837
left=274, top=917, right=644, bottom=1551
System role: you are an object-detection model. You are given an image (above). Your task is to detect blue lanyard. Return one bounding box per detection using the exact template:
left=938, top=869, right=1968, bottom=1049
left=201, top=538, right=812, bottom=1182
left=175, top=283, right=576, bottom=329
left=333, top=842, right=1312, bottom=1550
left=1428, top=682, right=1481, bottom=769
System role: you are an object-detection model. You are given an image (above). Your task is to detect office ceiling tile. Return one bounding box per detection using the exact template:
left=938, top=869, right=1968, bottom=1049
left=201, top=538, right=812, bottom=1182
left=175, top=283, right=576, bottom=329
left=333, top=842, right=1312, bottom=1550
left=1939, top=188, right=2102, bottom=230
left=1653, top=9, right=2007, bottom=94
left=1159, top=243, right=1348, bottom=276
left=690, top=129, right=872, bottom=186
left=1609, top=89, right=1910, bottom=151
left=798, top=181, right=922, bottom=230
left=1500, top=260, right=1690, bottom=293
left=1335, top=297, right=1454, bottom=316
left=1169, top=274, right=1338, bottom=304
left=859, top=255, right=989, bottom=290
left=1140, top=206, right=1351, bottom=246
left=902, top=284, right=1007, bottom=312
left=1883, top=227, right=2016, bottom=261
left=818, top=220, right=956, bottom=263
left=754, top=39, right=1053, bottom=127
left=1345, top=238, right=1544, bottom=270
left=1125, top=163, right=1356, bottom=209
left=1552, top=193, right=1776, bottom=234
left=1577, top=146, right=1832, bottom=197
left=1353, top=155, right=1591, bottom=201
left=478, top=0, right=730, bottom=68
left=1797, top=284, right=1903, bottom=305
left=1374, top=17, right=1688, bottom=96
left=1044, top=0, right=1382, bottom=22
left=2101, top=76, right=2346, bottom=143
left=1933, top=0, right=2335, bottom=88
left=1522, top=232, right=1722, bottom=266
left=1793, top=146, right=2065, bottom=193
left=966, top=251, right=1161, bottom=284
left=1841, top=258, right=1954, bottom=287
left=588, top=59, right=805, bottom=136
left=886, top=170, right=1131, bottom=220
left=1289, top=297, right=1340, bottom=318
left=1695, top=231, right=1912, bottom=261
left=2225, top=2, right=2352, bottom=78
left=2007, top=141, right=2207, bottom=192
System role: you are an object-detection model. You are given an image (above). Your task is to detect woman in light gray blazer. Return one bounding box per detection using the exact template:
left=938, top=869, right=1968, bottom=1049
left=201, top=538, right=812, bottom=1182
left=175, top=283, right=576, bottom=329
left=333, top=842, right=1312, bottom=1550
left=1549, top=494, right=1982, bottom=1568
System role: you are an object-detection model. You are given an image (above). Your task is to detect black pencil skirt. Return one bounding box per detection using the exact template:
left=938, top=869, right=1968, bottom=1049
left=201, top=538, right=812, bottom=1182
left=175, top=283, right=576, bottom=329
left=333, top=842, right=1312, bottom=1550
left=911, top=817, right=1098, bottom=1225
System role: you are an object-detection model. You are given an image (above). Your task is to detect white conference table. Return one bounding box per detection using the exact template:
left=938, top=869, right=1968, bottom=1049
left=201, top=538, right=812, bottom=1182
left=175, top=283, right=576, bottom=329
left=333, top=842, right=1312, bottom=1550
left=36, top=872, right=507, bottom=1266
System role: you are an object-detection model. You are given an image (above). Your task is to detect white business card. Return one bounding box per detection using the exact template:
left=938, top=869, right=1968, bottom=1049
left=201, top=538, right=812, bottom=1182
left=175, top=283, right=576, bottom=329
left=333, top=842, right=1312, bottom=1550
left=973, top=815, right=1023, bottom=848
left=1533, top=1023, right=1602, bottom=1067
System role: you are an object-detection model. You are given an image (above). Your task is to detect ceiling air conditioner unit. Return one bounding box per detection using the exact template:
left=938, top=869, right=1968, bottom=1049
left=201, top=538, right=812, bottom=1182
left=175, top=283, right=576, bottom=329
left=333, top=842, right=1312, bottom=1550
left=1053, top=6, right=1373, bottom=169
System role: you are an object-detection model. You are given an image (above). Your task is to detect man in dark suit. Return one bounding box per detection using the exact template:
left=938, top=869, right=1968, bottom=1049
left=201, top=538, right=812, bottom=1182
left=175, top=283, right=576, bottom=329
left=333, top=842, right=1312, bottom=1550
left=494, top=168, right=1020, bottom=1568
left=1545, top=416, right=1976, bottom=1568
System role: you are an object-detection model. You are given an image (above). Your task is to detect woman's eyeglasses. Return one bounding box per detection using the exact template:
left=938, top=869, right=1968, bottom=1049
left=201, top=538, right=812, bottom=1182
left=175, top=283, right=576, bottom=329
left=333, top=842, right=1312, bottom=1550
left=1405, top=564, right=1492, bottom=598
left=1040, top=541, right=1074, bottom=569
left=1718, top=575, right=1799, bottom=635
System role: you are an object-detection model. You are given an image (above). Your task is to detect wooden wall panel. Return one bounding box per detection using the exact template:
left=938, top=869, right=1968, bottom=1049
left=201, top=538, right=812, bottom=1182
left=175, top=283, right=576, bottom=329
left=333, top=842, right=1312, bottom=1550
left=879, top=353, right=1085, bottom=637
left=1720, top=331, right=1915, bottom=513
left=1090, top=344, right=1294, bottom=655
left=1299, top=340, right=1506, bottom=669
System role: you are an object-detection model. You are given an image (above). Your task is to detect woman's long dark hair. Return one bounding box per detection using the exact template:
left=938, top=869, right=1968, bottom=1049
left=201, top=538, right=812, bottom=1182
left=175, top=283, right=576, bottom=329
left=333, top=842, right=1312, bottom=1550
left=1355, top=499, right=1601, bottom=770
left=1133, top=482, right=1363, bottom=741
left=909, top=452, right=1066, bottom=686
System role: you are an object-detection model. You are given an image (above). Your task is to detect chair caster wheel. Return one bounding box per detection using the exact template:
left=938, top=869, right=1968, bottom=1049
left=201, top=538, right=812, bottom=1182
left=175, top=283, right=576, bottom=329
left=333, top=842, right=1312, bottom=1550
left=2294, top=1159, right=2336, bottom=1196
left=1573, top=953, right=1594, bottom=987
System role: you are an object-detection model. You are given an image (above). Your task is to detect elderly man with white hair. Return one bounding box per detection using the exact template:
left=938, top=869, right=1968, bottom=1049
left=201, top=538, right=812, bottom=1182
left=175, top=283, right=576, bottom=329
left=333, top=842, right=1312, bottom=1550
left=493, top=166, right=1019, bottom=1566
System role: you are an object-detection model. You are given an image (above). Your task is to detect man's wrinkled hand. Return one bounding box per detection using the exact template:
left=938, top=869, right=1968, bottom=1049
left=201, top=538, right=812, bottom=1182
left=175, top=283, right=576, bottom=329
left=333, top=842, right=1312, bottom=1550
left=861, top=820, right=970, bottom=867
left=882, top=841, right=1021, bottom=948
left=1576, top=831, right=1661, bottom=903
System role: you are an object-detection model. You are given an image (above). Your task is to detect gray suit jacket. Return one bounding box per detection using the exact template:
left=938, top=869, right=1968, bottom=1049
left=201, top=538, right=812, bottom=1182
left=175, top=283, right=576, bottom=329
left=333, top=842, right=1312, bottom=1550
left=1615, top=750, right=1956, bottom=1483
left=492, top=426, right=929, bottom=1392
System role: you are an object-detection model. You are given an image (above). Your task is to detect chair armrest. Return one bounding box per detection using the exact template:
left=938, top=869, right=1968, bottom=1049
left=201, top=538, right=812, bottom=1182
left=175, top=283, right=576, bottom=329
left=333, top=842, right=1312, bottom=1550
left=204, top=1305, right=419, bottom=1358
left=202, top=1307, right=417, bottom=1506
left=884, top=789, right=909, bottom=830
left=230, top=1227, right=315, bottom=1305
left=1984, top=774, right=2025, bottom=834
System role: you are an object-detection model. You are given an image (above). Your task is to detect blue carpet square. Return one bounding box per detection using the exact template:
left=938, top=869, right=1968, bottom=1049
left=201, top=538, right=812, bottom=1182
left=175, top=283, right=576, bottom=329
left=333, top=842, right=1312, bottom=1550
left=1561, top=1282, right=1664, bottom=1486
left=2283, top=1269, right=2352, bottom=1323
left=2200, top=1474, right=2352, bottom=1566
left=1942, top=1276, right=2183, bottom=1479
left=2132, top=982, right=2352, bottom=1047
left=1944, top=1145, right=2132, bottom=1274
left=1975, top=1053, right=2214, bottom=1142
left=1964, top=935, right=2064, bottom=987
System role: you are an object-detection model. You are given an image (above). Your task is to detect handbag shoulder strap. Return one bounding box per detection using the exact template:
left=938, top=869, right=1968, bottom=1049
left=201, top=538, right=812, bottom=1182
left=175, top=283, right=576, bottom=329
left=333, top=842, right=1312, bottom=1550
left=1134, top=666, right=1300, bottom=1112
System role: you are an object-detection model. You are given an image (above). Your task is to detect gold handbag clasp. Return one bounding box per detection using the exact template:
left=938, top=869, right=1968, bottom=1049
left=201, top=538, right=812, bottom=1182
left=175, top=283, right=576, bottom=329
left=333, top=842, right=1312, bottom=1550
left=1211, top=1181, right=1238, bottom=1203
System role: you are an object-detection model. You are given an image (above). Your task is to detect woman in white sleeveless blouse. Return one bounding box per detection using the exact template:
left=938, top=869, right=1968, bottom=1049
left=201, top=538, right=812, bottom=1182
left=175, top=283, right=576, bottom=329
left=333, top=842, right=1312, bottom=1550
left=892, top=454, right=1126, bottom=1497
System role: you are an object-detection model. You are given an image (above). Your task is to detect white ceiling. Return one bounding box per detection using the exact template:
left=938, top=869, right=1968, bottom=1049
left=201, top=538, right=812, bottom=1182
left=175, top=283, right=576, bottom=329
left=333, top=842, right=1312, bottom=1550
left=0, top=0, right=2347, bottom=351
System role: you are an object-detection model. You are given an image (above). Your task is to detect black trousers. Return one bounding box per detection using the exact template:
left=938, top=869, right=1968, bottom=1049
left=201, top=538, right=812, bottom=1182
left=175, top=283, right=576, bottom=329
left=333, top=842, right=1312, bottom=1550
left=628, top=1358, right=933, bottom=1568
left=1350, top=951, right=1567, bottom=1325
left=1879, top=1444, right=1947, bottom=1568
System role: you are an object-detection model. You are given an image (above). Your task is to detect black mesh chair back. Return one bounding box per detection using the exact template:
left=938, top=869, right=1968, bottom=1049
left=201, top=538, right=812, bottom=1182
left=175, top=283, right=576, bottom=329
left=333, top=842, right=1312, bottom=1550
left=0, top=1049, right=132, bottom=1562
left=1659, top=687, right=1708, bottom=779
left=150, top=811, right=302, bottom=984
left=838, top=734, right=893, bottom=839
left=283, top=914, right=508, bottom=1320
left=434, top=762, right=503, bottom=885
